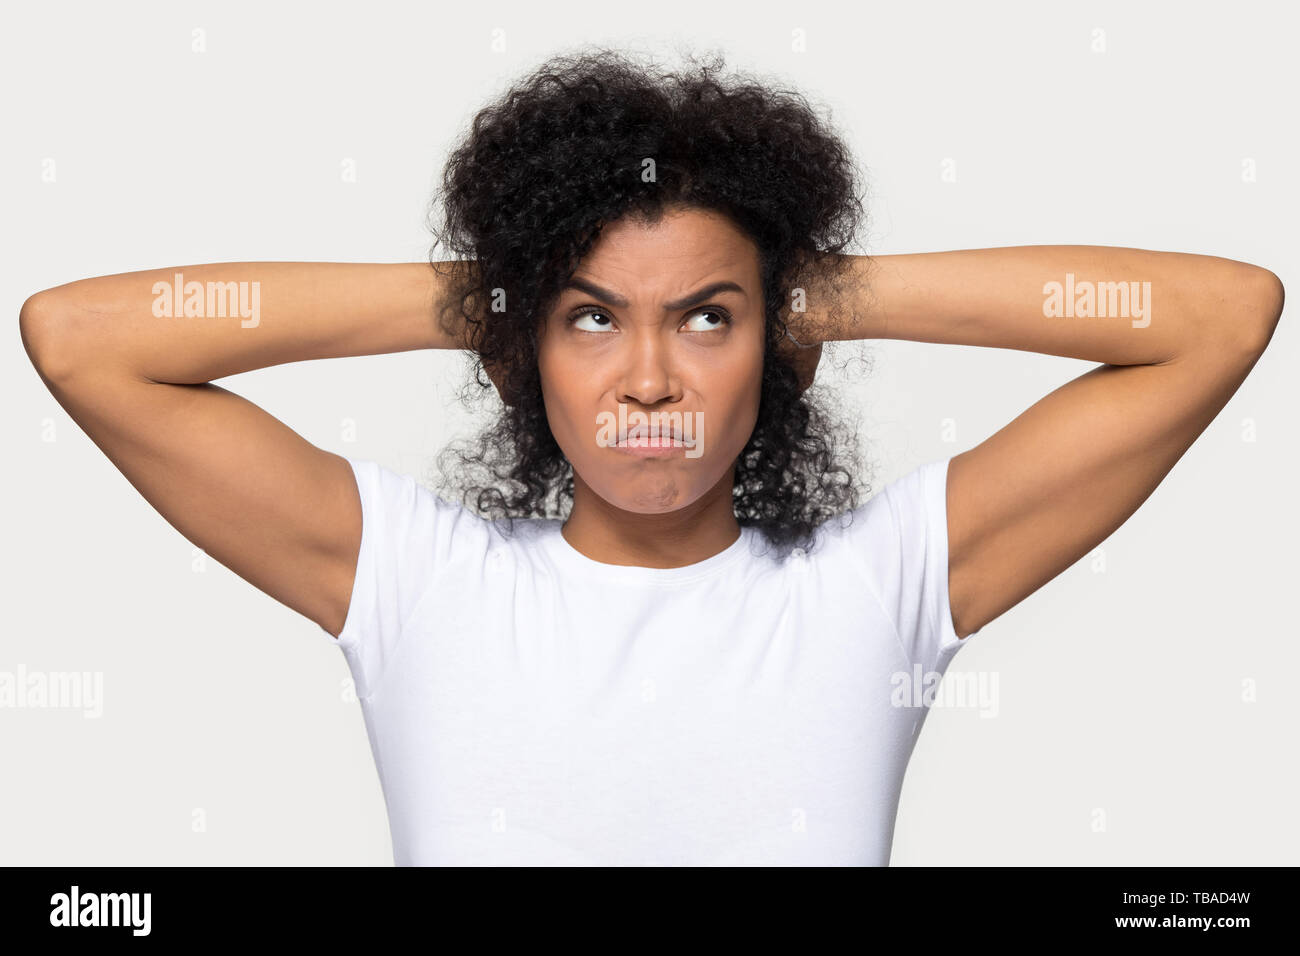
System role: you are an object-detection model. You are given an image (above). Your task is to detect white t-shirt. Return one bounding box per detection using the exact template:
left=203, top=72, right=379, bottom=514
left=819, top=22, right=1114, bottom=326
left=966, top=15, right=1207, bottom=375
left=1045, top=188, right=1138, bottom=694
left=322, top=454, right=981, bottom=865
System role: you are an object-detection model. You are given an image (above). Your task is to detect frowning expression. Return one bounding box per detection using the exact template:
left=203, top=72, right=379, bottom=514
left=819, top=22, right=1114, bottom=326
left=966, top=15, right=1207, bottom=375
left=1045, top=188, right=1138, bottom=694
left=537, top=205, right=766, bottom=513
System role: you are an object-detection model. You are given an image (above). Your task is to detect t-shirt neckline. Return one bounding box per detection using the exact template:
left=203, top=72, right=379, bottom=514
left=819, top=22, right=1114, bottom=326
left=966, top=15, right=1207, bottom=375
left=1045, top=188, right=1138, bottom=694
left=541, top=520, right=755, bottom=587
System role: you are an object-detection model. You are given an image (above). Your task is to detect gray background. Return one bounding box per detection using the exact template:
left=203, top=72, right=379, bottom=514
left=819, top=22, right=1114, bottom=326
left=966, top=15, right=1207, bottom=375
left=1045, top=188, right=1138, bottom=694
left=2, top=0, right=1295, bottom=865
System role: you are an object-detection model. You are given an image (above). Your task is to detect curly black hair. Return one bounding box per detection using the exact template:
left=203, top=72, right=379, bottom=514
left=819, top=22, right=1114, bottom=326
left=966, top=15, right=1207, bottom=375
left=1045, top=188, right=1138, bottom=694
left=425, top=46, right=874, bottom=558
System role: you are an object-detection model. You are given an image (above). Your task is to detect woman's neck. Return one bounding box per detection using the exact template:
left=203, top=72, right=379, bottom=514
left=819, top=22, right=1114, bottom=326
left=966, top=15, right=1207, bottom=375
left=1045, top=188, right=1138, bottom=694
left=561, top=472, right=740, bottom=569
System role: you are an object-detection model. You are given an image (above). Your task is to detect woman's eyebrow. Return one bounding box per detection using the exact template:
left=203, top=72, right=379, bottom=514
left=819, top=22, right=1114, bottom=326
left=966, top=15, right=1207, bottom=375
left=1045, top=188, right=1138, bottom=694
left=563, top=276, right=747, bottom=311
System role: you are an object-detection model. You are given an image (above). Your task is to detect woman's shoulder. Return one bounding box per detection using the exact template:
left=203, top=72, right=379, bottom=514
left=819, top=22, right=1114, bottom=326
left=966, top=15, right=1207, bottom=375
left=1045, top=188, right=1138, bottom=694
left=805, top=456, right=952, bottom=561
left=342, top=455, right=556, bottom=559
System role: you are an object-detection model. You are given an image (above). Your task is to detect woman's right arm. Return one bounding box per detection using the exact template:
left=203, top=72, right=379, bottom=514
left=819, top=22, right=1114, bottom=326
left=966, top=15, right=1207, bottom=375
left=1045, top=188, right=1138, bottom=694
left=18, top=261, right=475, bottom=639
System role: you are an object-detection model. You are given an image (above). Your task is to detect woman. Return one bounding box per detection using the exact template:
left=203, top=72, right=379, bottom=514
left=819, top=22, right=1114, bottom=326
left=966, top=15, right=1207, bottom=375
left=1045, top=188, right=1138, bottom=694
left=18, top=49, right=1283, bottom=866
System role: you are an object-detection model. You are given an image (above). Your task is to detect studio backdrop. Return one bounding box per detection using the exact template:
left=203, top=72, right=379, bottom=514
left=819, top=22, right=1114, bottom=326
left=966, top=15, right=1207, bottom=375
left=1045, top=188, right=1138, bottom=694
left=2, top=0, right=1295, bottom=865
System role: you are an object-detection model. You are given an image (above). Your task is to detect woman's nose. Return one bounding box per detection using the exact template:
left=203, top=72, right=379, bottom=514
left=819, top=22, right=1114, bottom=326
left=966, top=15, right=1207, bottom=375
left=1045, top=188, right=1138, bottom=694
left=614, top=331, right=681, bottom=405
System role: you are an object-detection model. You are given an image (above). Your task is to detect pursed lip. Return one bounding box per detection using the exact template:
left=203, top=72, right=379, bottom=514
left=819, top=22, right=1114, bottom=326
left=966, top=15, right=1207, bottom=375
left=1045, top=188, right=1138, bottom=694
left=617, top=424, right=686, bottom=445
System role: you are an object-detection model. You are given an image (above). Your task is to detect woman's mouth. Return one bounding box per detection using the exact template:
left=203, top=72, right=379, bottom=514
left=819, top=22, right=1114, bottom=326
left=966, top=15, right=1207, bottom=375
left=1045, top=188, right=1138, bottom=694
left=598, top=411, right=704, bottom=458
left=613, top=434, right=688, bottom=457
left=612, top=425, right=690, bottom=457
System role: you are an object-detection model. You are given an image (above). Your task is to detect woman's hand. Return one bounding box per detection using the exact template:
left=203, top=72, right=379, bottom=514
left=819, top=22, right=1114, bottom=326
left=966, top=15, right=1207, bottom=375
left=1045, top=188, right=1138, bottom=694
left=775, top=330, right=823, bottom=393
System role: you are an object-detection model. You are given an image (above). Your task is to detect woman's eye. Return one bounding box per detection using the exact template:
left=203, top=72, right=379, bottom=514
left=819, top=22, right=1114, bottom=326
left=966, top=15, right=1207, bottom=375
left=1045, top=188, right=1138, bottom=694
left=568, top=307, right=731, bottom=333
left=571, top=310, right=614, bottom=332
left=681, top=309, right=731, bottom=331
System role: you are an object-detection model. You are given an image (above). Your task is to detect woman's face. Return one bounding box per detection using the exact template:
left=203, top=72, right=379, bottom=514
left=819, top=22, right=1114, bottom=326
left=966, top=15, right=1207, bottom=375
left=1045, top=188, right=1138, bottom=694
left=537, top=206, right=766, bottom=515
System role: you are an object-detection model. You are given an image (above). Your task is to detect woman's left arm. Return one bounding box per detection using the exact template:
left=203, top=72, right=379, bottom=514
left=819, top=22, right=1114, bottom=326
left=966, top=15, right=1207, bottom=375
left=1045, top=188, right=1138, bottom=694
left=799, top=245, right=1284, bottom=639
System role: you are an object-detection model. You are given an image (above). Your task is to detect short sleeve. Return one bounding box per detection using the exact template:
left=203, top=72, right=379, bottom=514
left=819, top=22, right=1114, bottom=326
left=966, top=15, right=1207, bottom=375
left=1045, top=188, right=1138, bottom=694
left=846, top=456, right=981, bottom=675
left=323, top=456, right=455, bottom=698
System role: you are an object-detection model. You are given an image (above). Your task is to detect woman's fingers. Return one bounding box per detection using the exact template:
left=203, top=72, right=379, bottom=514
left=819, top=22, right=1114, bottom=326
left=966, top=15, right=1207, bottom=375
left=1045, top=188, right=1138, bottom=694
left=775, top=332, right=823, bottom=393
